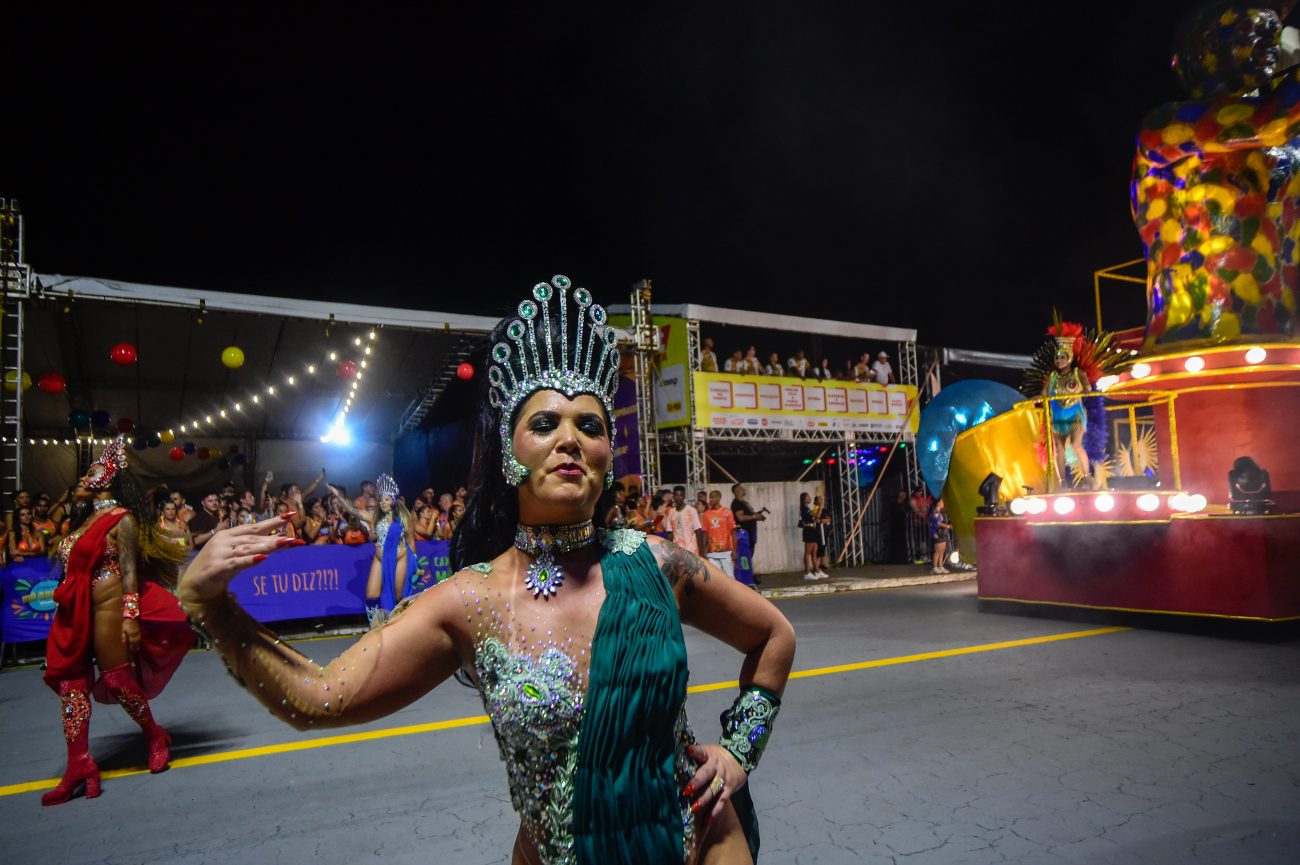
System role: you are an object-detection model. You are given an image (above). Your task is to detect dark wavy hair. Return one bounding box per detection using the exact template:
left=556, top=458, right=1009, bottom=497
left=114, top=467, right=186, bottom=567
left=451, top=317, right=523, bottom=570
left=450, top=312, right=614, bottom=569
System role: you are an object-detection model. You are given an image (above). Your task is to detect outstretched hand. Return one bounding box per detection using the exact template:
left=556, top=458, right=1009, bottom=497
left=179, top=514, right=303, bottom=607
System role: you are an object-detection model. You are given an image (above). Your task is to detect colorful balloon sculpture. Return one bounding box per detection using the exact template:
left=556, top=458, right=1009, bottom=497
left=917, top=380, right=1025, bottom=499
left=1134, top=3, right=1299, bottom=347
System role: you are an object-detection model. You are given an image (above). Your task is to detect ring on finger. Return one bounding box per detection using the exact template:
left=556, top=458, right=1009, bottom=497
left=710, top=777, right=725, bottom=795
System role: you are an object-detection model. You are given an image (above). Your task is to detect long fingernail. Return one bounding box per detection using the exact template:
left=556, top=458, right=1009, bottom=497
left=683, top=784, right=695, bottom=797
left=282, top=511, right=298, bottom=518
left=253, top=554, right=269, bottom=563
left=691, top=799, right=702, bottom=814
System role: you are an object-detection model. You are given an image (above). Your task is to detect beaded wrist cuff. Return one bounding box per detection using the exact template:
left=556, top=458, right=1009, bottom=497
left=718, top=685, right=782, bottom=775
left=121, top=592, right=141, bottom=620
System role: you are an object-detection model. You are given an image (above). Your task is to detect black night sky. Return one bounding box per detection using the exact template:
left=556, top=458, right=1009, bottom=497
left=11, top=2, right=1205, bottom=354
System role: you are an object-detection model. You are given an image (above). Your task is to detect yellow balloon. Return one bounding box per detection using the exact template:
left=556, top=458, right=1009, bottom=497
left=209, top=448, right=222, bottom=458
left=159, top=430, right=175, bottom=444
left=3, top=370, right=31, bottom=392
left=222, top=346, right=245, bottom=369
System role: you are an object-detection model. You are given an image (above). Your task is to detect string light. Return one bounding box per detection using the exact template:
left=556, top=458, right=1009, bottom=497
left=354, top=337, right=362, bottom=347
left=368, top=330, right=376, bottom=340
left=287, top=375, right=296, bottom=386
left=307, top=365, right=316, bottom=374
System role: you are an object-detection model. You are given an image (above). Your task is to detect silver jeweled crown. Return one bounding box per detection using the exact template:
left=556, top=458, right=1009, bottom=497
left=489, top=275, right=621, bottom=486
left=375, top=473, right=400, bottom=500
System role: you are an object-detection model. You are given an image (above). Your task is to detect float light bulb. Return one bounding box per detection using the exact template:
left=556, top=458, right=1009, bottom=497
left=1053, top=497, right=1076, bottom=515
left=1094, top=493, right=1115, bottom=513
left=1131, top=363, right=1151, bottom=379
left=1245, top=347, right=1267, bottom=364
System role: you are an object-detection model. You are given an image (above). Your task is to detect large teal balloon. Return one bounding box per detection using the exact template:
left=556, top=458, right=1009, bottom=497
left=917, top=380, right=1024, bottom=498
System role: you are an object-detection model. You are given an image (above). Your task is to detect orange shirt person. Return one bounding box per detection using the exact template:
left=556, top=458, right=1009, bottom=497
left=700, top=491, right=738, bottom=579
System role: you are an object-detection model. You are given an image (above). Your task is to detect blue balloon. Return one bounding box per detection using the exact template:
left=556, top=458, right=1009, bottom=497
left=91, top=409, right=111, bottom=428
left=917, top=380, right=1024, bottom=498
left=132, top=435, right=149, bottom=451
left=68, top=409, right=90, bottom=428
left=182, top=442, right=197, bottom=455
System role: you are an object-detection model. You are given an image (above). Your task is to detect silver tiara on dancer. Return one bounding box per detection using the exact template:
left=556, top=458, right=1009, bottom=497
left=487, top=275, right=621, bottom=487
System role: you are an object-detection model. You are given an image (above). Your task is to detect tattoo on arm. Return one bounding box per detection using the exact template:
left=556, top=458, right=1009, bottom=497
left=653, top=542, right=710, bottom=596
left=116, top=515, right=141, bottom=596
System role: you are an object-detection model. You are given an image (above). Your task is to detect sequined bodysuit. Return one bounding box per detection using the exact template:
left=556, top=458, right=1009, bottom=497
left=466, top=529, right=701, bottom=865
left=56, top=527, right=120, bottom=585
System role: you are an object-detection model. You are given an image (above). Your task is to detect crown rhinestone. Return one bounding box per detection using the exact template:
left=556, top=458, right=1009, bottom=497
left=485, top=276, right=619, bottom=484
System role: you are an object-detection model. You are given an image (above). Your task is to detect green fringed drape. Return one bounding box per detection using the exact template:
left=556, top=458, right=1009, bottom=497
left=573, top=541, right=688, bottom=864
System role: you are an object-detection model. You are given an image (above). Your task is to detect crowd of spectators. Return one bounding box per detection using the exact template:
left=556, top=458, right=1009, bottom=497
left=0, top=472, right=472, bottom=564
left=698, top=337, right=897, bottom=385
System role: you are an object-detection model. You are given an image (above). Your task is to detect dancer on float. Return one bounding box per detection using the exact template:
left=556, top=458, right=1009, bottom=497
left=41, top=436, right=192, bottom=805
left=1042, top=335, right=1092, bottom=488
left=180, top=275, right=796, bottom=864
left=327, top=473, right=416, bottom=627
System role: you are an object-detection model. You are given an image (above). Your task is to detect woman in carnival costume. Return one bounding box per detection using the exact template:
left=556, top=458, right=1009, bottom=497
left=1026, top=319, right=1130, bottom=490
left=41, top=436, right=192, bottom=805
left=1043, top=334, right=1092, bottom=487
left=328, top=473, right=416, bottom=627
left=180, top=276, right=796, bottom=864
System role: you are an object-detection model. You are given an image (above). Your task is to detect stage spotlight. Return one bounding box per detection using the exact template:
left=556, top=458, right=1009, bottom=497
left=1094, top=493, right=1115, bottom=513
left=1228, top=456, right=1273, bottom=515
left=1184, top=356, right=1205, bottom=373
left=1245, top=346, right=1267, bottom=365
left=1136, top=494, right=1160, bottom=512
left=1131, top=362, right=1151, bottom=379
left=1187, top=494, right=1207, bottom=512
left=949, top=551, right=961, bottom=565
left=1052, top=497, right=1076, bottom=515
left=977, top=473, right=1005, bottom=515
left=1009, top=498, right=1028, bottom=515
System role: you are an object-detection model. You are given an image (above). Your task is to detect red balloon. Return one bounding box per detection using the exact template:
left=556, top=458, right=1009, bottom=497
left=117, top=418, right=136, bottom=434
left=168, top=446, right=185, bottom=461
left=456, top=362, right=475, bottom=381
left=37, top=371, right=66, bottom=394
left=337, top=360, right=358, bottom=380
left=196, top=447, right=211, bottom=460
left=110, top=343, right=138, bottom=366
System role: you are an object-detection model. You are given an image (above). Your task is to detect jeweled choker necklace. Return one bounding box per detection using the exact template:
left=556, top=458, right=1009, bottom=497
left=514, top=520, right=596, bottom=598
left=93, top=499, right=120, bottom=512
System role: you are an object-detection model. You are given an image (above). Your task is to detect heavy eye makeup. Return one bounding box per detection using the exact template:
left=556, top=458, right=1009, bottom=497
left=525, top=410, right=607, bottom=438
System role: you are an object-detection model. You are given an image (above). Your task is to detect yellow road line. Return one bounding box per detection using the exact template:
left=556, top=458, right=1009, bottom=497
left=0, top=625, right=1126, bottom=797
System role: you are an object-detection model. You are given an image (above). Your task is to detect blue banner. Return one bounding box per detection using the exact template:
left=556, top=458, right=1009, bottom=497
left=1, top=540, right=454, bottom=644
left=2, top=558, right=63, bottom=642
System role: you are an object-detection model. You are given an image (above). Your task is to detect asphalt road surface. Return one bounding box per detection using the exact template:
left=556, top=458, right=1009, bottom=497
left=3, top=582, right=1297, bottom=864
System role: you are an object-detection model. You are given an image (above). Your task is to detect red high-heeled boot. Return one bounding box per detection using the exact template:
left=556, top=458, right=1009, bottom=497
left=42, top=680, right=101, bottom=806
left=101, top=663, right=171, bottom=773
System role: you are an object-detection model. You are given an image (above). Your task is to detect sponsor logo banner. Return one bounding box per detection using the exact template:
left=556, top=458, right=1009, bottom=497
left=693, top=372, right=918, bottom=434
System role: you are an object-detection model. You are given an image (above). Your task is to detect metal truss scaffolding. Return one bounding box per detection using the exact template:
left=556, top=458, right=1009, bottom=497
left=0, top=198, right=31, bottom=494
left=628, top=280, right=661, bottom=493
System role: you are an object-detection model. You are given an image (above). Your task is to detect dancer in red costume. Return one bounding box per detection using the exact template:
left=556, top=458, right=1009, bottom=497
left=41, top=436, right=192, bottom=806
